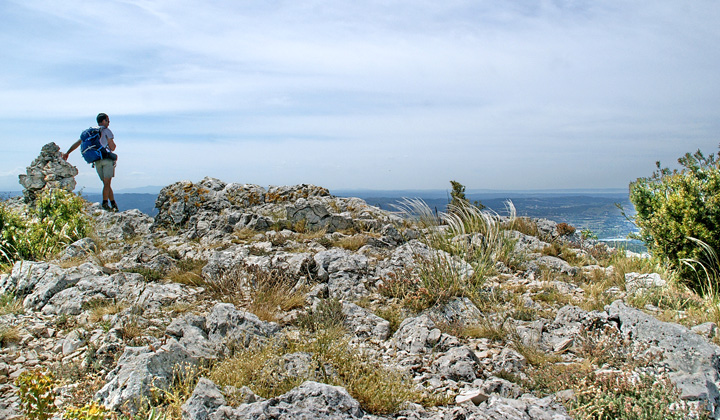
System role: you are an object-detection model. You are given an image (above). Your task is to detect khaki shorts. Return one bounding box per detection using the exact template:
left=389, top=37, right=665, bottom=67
left=94, top=159, right=115, bottom=180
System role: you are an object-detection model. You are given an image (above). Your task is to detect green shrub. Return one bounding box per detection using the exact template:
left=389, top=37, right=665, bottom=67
left=449, top=180, right=484, bottom=210
left=0, top=204, right=30, bottom=265
left=16, top=370, right=57, bottom=420
left=1, top=189, right=90, bottom=267
left=63, top=402, right=109, bottom=420
left=629, top=149, right=720, bottom=291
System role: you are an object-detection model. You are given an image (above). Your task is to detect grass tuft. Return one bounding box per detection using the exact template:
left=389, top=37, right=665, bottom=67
left=388, top=198, right=516, bottom=311
left=202, top=263, right=308, bottom=323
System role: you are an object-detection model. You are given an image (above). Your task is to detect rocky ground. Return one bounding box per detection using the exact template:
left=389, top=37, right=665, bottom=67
left=1, top=177, right=718, bottom=419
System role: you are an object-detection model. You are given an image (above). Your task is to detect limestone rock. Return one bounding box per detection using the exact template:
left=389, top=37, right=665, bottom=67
left=523, top=255, right=578, bottom=276
left=624, top=272, right=666, bottom=294
left=182, top=378, right=226, bottom=420
left=341, top=302, right=390, bottom=341
left=314, top=249, right=370, bottom=299
left=95, top=341, right=198, bottom=413
left=391, top=315, right=458, bottom=354
left=204, top=303, right=280, bottom=350
left=608, top=300, right=720, bottom=417
left=214, top=381, right=365, bottom=420
left=422, top=297, right=483, bottom=327
left=18, top=142, right=78, bottom=203
left=433, top=346, right=482, bottom=382
left=92, top=209, right=154, bottom=242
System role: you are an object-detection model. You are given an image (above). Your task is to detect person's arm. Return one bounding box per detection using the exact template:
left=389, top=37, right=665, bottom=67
left=107, top=136, right=116, bottom=151
left=62, top=140, right=81, bottom=160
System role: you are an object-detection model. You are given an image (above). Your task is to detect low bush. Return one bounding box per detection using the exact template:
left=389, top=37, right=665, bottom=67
left=629, top=148, right=720, bottom=292
left=15, top=370, right=57, bottom=420
left=296, top=298, right=346, bottom=332
left=556, top=222, right=576, bottom=236
left=1, top=189, right=90, bottom=267
left=523, top=326, right=707, bottom=419
left=571, top=373, right=705, bottom=420
left=62, top=402, right=109, bottom=420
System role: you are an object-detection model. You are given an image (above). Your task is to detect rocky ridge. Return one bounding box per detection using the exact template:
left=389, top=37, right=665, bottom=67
left=0, top=176, right=718, bottom=419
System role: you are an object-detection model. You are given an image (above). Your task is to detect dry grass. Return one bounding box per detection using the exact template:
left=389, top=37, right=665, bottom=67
left=386, top=198, right=517, bottom=311
left=374, top=303, right=407, bottom=337
left=0, top=324, right=20, bottom=346
left=333, top=234, right=368, bottom=251
left=209, top=327, right=427, bottom=415
left=164, top=302, right=196, bottom=315
left=463, top=317, right=512, bottom=343
left=507, top=216, right=540, bottom=237
left=166, top=258, right=206, bottom=286
left=513, top=340, right=561, bottom=367
left=233, top=227, right=261, bottom=242
left=296, top=228, right=328, bottom=241
left=202, top=263, right=308, bottom=323
left=118, top=320, right=144, bottom=343
left=0, top=292, right=23, bottom=316
left=85, top=299, right=125, bottom=324
left=150, top=362, right=208, bottom=420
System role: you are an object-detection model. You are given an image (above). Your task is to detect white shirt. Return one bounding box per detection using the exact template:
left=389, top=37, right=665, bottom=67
left=99, top=127, right=114, bottom=148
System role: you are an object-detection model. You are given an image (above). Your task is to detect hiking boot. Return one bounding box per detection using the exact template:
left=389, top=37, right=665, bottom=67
left=102, top=202, right=112, bottom=211
left=111, top=203, right=119, bottom=213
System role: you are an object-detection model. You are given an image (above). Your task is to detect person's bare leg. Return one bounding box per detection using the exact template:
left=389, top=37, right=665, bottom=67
left=103, top=178, right=113, bottom=201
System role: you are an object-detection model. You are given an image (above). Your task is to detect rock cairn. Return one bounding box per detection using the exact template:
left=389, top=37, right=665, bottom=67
left=18, top=142, right=78, bottom=203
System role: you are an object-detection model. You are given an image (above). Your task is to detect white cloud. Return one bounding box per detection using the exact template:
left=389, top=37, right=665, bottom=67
left=1, top=0, right=719, bottom=191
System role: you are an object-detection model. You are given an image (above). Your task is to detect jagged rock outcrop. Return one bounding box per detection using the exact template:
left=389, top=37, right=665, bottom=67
left=18, top=142, right=78, bottom=203
left=391, top=315, right=459, bottom=354
left=152, top=177, right=401, bottom=239
left=341, top=302, right=390, bottom=340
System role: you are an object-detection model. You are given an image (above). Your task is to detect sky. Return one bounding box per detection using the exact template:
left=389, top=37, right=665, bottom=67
left=1, top=1, right=719, bottom=193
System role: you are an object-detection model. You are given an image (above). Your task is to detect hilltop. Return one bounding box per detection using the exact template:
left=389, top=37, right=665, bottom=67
left=0, top=176, right=718, bottom=420
left=0, top=143, right=717, bottom=419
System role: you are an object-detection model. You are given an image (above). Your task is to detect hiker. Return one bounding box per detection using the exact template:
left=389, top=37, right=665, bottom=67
left=62, top=113, right=119, bottom=212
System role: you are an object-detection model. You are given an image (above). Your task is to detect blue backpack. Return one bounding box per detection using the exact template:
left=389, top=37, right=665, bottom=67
left=80, top=127, right=116, bottom=163
left=80, top=127, right=104, bottom=163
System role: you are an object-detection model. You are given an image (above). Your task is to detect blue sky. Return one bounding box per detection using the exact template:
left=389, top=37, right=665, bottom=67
left=1, top=1, right=719, bottom=192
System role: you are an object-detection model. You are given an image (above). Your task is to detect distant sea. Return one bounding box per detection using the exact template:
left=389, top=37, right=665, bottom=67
left=333, top=189, right=643, bottom=251
left=1, top=188, right=642, bottom=250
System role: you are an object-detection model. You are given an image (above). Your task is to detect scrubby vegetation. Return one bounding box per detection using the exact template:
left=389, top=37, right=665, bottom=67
left=0, top=189, right=89, bottom=268
left=630, top=148, right=720, bottom=292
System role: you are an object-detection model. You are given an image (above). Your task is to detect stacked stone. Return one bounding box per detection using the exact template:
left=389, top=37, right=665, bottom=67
left=18, top=142, right=78, bottom=203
